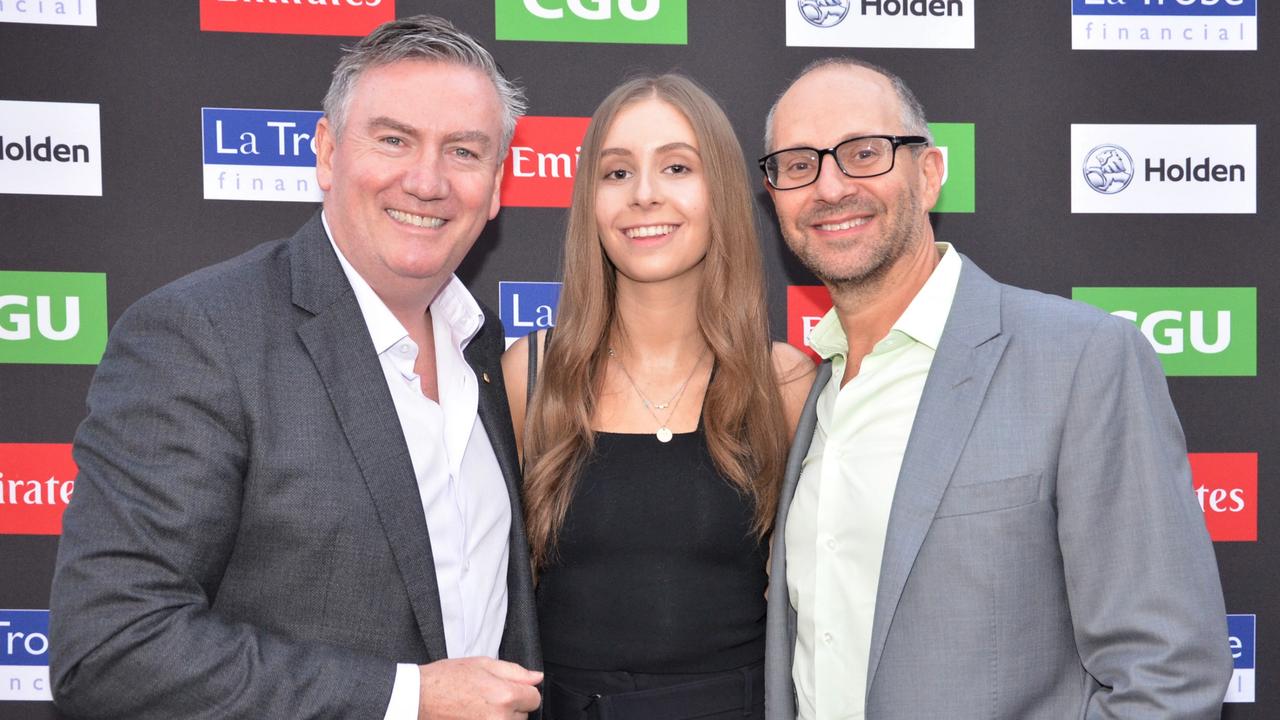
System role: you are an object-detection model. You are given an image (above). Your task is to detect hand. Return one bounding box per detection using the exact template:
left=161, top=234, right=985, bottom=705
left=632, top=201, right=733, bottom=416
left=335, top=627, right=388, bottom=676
left=418, top=657, right=543, bottom=720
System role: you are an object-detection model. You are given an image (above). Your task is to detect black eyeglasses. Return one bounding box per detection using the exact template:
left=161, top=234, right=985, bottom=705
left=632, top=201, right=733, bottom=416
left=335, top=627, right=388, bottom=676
left=758, top=135, right=929, bottom=190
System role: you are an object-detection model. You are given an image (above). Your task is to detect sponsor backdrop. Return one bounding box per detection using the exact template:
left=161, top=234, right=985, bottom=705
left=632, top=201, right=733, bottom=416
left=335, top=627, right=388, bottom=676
left=0, top=1, right=1273, bottom=715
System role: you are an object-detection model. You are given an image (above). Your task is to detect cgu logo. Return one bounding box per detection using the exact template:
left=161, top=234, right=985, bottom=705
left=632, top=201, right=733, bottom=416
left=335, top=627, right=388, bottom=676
left=496, top=0, right=687, bottom=45
left=0, top=295, right=80, bottom=341
left=522, top=0, right=660, bottom=20
left=1109, top=309, right=1229, bottom=354
left=1071, top=287, right=1255, bottom=377
left=0, top=271, right=107, bottom=365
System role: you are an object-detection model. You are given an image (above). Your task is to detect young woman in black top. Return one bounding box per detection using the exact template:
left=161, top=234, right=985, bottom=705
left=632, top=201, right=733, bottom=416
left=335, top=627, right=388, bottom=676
left=503, top=74, right=812, bottom=720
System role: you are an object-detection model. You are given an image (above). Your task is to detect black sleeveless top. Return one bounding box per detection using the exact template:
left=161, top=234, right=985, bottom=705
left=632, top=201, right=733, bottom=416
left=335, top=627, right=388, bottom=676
left=536, top=424, right=768, bottom=673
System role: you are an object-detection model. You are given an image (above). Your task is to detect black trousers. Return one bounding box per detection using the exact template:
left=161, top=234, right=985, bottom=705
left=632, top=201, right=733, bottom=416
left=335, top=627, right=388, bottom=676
left=543, top=661, right=765, bottom=720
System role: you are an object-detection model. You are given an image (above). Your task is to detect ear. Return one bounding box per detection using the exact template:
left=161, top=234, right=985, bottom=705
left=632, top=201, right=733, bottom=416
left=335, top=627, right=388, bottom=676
left=315, top=117, right=336, bottom=192
left=917, top=146, right=945, bottom=212
left=764, top=175, right=777, bottom=204
left=489, top=160, right=505, bottom=220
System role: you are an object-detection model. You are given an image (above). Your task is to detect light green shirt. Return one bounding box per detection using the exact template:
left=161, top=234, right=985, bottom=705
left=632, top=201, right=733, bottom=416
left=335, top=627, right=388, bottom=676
left=787, top=244, right=962, bottom=720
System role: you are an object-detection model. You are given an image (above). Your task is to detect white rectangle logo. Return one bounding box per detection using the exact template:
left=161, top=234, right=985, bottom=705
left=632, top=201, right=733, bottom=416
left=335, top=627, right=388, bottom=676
left=786, top=0, right=974, bottom=49
left=0, top=100, right=102, bottom=196
left=1071, top=0, right=1256, bottom=51
left=1071, top=124, right=1255, bottom=214
left=201, top=107, right=323, bottom=203
left=0, top=0, right=96, bottom=26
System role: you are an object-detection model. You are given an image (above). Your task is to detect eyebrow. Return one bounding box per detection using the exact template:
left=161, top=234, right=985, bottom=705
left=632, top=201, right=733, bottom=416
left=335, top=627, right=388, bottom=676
left=364, top=119, right=494, bottom=151
left=599, top=141, right=700, bottom=158
left=442, top=130, right=493, bottom=150
left=366, top=116, right=419, bottom=138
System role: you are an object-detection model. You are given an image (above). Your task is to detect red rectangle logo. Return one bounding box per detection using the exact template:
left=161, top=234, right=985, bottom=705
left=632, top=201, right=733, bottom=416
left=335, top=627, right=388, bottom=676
left=501, top=116, right=590, bottom=208
left=199, top=0, right=395, bottom=37
left=0, top=443, right=77, bottom=536
left=1189, top=452, right=1257, bottom=542
left=787, top=285, right=832, bottom=362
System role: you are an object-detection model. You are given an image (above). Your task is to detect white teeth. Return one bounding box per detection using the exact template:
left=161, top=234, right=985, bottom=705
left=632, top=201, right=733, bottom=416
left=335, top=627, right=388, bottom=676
left=817, top=217, right=870, bottom=231
left=387, top=209, right=444, bottom=229
left=624, top=224, right=676, bottom=239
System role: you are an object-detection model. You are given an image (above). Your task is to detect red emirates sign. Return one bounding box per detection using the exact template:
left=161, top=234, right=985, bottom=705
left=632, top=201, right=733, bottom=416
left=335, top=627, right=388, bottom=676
left=787, top=285, right=832, bottom=363
left=1189, top=452, right=1258, bottom=542
left=199, top=0, right=395, bottom=37
left=501, top=116, right=590, bottom=208
left=0, top=443, right=77, bottom=536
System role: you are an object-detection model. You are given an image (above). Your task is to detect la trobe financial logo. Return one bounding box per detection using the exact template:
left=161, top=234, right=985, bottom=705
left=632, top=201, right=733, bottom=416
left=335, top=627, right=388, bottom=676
left=1071, top=125, right=1255, bottom=214
left=1, top=610, right=51, bottom=702
left=787, top=0, right=974, bottom=48
left=0, top=0, right=96, bottom=25
left=202, top=108, right=323, bottom=203
left=200, top=0, right=394, bottom=36
left=1072, top=0, right=1256, bottom=51
left=495, top=0, right=687, bottom=44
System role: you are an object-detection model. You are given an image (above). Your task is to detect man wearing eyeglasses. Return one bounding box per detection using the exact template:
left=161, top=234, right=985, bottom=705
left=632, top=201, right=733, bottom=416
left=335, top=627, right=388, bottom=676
left=760, top=58, right=1232, bottom=720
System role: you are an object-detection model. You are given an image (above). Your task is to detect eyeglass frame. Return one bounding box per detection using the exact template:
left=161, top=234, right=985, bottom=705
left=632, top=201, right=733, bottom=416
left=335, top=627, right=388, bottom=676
left=757, top=134, right=930, bottom=190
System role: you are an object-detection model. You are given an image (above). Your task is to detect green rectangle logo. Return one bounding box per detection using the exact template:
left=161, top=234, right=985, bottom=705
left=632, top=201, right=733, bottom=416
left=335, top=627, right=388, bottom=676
left=495, top=0, right=687, bottom=44
left=1071, top=287, right=1256, bottom=377
left=0, top=271, right=108, bottom=365
left=930, top=122, right=974, bottom=214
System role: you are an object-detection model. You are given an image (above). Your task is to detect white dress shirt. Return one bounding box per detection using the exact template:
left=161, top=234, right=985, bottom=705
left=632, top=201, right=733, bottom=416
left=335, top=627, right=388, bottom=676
left=322, top=215, right=511, bottom=720
left=787, top=244, right=961, bottom=720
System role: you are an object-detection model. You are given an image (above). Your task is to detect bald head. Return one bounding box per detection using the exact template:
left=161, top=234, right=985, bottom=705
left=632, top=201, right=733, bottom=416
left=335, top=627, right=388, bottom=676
left=764, top=58, right=932, bottom=153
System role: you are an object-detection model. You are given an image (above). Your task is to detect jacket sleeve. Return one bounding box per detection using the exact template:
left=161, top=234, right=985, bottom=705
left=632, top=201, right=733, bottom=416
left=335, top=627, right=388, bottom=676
left=48, top=290, right=396, bottom=720
left=1055, top=314, right=1232, bottom=719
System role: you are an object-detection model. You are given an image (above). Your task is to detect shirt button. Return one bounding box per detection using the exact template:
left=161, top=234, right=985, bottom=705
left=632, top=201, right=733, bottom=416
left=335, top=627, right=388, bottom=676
left=398, top=344, right=411, bottom=355
left=823, top=632, right=833, bottom=644
left=826, top=538, right=837, bottom=550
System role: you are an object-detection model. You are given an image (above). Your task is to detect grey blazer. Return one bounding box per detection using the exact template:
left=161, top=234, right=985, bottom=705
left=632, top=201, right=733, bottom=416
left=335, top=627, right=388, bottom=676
left=765, top=257, right=1232, bottom=719
left=49, top=213, right=539, bottom=720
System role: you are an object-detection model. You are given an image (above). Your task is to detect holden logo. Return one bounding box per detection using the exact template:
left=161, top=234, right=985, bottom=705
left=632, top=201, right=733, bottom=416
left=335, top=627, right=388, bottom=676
left=798, top=0, right=851, bottom=27
left=1083, top=144, right=1135, bottom=195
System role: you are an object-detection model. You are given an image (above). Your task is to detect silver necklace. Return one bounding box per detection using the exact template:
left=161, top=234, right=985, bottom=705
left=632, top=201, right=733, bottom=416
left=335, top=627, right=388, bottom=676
left=608, top=345, right=708, bottom=442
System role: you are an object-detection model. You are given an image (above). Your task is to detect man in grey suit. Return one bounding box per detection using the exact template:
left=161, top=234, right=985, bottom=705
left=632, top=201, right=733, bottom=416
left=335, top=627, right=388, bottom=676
left=759, top=58, right=1232, bottom=719
left=49, top=16, right=541, bottom=720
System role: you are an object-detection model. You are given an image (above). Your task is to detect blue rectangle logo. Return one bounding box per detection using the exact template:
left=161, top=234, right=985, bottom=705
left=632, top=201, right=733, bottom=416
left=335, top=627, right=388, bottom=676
left=0, top=610, right=49, bottom=667
left=1073, top=0, right=1255, bottom=16
left=499, top=281, right=561, bottom=344
left=201, top=108, right=322, bottom=167
left=1228, top=614, right=1255, bottom=669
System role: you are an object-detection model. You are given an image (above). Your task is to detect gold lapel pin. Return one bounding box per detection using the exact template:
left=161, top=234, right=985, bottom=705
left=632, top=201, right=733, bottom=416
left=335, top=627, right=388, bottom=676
left=482, top=371, right=491, bottom=384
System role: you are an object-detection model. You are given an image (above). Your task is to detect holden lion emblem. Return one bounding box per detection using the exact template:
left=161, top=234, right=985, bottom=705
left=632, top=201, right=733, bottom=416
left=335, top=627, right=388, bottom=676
left=798, top=0, right=851, bottom=28
left=1083, top=144, right=1135, bottom=195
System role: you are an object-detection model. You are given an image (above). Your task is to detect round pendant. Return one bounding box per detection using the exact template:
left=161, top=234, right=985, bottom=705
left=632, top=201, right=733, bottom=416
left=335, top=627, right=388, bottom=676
left=656, top=427, right=674, bottom=443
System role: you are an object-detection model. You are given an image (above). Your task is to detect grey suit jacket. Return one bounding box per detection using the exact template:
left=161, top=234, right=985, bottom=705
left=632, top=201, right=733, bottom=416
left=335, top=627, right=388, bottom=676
left=765, top=257, right=1232, bottom=719
left=49, top=213, right=540, bottom=719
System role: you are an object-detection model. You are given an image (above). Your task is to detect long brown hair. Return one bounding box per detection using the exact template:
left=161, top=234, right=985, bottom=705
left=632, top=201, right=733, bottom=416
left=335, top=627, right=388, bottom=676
left=523, top=74, right=788, bottom=572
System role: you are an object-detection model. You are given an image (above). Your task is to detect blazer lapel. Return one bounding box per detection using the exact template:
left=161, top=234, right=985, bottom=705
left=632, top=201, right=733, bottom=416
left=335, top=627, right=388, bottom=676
left=290, top=214, right=450, bottom=661
left=464, top=311, right=540, bottom=669
left=865, top=258, right=1008, bottom=694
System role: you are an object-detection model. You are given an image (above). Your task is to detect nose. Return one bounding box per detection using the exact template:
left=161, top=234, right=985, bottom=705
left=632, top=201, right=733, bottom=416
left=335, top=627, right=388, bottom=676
left=401, top=150, right=448, bottom=201
left=629, top=167, right=662, bottom=208
left=812, top=151, right=858, bottom=205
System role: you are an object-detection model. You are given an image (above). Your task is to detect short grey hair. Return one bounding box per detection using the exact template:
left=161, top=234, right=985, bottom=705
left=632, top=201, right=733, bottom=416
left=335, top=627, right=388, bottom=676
left=763, top=57, right=932, bottom=152
left=322, top=14, right=527, bottom=155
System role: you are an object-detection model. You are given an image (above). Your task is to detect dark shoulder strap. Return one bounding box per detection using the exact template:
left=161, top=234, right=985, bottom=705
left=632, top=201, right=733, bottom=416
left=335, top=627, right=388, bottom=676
left=525, top=326, right=554, bottom=411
